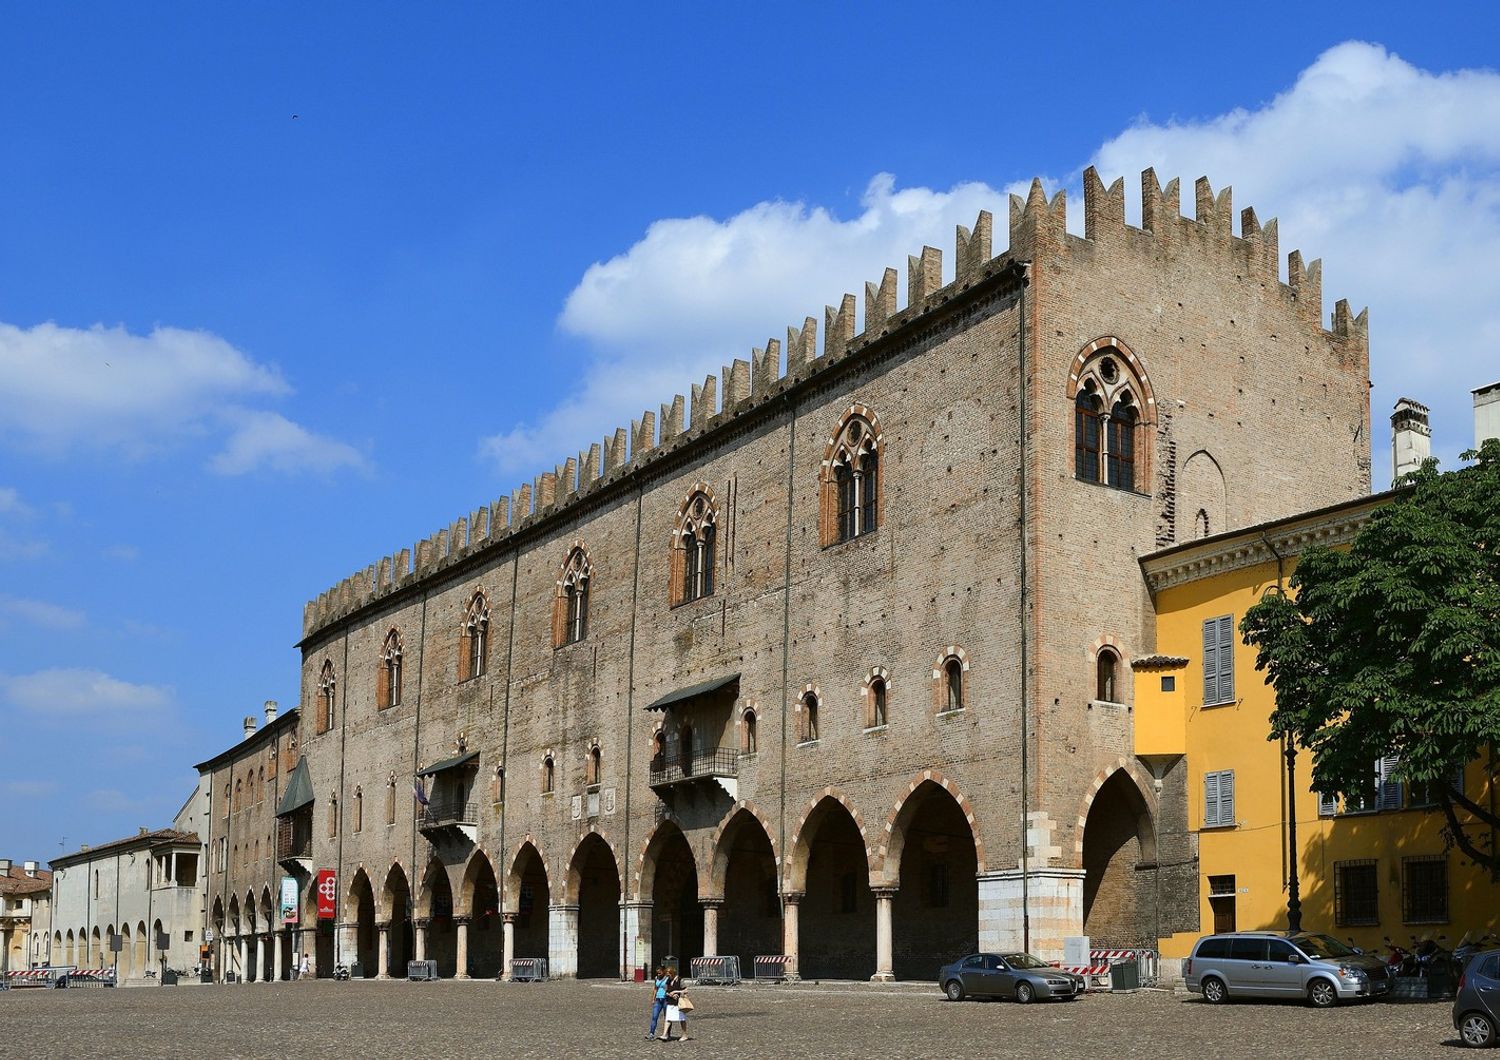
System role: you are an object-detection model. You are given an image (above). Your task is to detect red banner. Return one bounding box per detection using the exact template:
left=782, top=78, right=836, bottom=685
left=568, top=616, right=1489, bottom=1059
left=316, top=869, right=337, bottom=920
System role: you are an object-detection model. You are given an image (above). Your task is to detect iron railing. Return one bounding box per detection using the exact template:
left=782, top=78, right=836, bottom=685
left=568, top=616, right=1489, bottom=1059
left=276, top=816, right=312, bottom=862
left=648, top=747, right=739, bottom=788
left=419, top=793, right=477, bottom=832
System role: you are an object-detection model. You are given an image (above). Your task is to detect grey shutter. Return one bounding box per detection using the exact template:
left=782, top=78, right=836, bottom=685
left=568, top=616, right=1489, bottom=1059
left=1220, top=770, right=1235, bottom=826
left=1378, top=757, right=1403, bottom=811
left=1203, top=620, right=1219, bottom=704
left=1203, top=771, right=1219, bottom=827
left=1215, top=615, right=1236, bottom=704
left=1318, top=790, right=1339, bottom=816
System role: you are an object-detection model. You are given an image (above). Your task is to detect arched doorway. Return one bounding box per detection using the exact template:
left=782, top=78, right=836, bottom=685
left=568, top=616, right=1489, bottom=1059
left=1081, top=768, right=1158, bottom=947
left=712, top=809, right=780, bottom=972
left=348, top=869, right=377, bottom=976
left=119, top=924, right=133, bottom=978
left=886, top=781, right=979, bottom=980
left=795, top=797, right=874, bottom=979
left=568, top=833, right=621, bottom=979
left=421, top=862, right=457, bottom=978
left=258, top=891, right=275, bottom=980
left=509, top=844, right=550, bottom=962
left=463, top=853, right=502, bottom=978
left=90, top=926, right=101, bottom=968
left=643, top=821, right=702, bottom=973
left=105, top=925, right=116, bottom=974
left=383, top=865, right=414, bottom=976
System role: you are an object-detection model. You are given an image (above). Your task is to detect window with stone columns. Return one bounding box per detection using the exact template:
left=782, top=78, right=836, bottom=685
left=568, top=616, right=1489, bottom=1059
left=459, top=592, right=489, bottom=681
left=378, top=628, right=403, bottom=709
left=316, top=660, right=337, bottom=734
left=819, top=407, right=882, bottom=547
left=1069, top=340, right=1154, bottom=493
left=670, top=487, right=717, bottom=606
left=553, top=546, right=591, bottom=647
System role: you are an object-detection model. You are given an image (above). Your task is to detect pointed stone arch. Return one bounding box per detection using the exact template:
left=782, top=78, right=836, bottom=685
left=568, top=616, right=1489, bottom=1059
left=458, top=848, right=499, bottom=916
left=708, top=800, right=781, bottom=898
left=785, top=787, right=874, bottom=892
left=874, top=769, right=986, bottom=885
left=633, top=814, right=702, bottom=901
left=1074, top=757, right=1158, bottom=863
left=506, top=836, right=553, bottom=908
left=563, top=826, right=621, bottom=905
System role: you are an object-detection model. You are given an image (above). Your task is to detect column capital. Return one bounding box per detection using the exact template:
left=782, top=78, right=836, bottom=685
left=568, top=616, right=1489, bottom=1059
left=453, top=915, right=473, bottom=926
left=374, top=920, right=391, bottom=931
left=413, top=918, right=431, bottom=930
left=699, top=897, right=725, bottom=910
left=872, top=886, right=899, bottom=900
left=781, top=891, right=805, bottom=905
left=502, top=912, right=518, bottom=924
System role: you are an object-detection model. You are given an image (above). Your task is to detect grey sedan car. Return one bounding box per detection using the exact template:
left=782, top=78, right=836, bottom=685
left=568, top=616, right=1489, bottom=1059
left=1454, top=948, right=1500, bottom=1047
left=939, top=952, right=1085, bottom=1003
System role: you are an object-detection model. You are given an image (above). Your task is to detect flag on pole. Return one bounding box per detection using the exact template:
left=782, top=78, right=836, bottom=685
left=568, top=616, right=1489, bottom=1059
left=413, top=777, right=429, bottom=805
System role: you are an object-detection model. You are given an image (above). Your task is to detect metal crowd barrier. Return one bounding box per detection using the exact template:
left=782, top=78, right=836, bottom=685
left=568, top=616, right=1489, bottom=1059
left=690, top=955, right=741, bottom=985
left=752, top=955, right=792, bottom=982
left=407, top=959, right=438, bottom=981
left=508, top=957, right=548, bottom=982
left=66, top=968, right=117, bottom=987
left=1053, top=949, right=1158, bottom=991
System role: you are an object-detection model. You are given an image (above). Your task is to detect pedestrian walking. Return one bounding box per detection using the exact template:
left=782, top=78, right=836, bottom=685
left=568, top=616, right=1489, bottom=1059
left=662, top=966, right=692, bottom=1042
left=298, top=953, right=310, bottom=980
left=646, top=965, right=670, bottom=1040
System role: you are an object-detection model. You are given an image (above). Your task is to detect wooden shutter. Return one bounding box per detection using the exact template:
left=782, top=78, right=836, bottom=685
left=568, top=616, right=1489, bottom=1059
left=1204, top=771, right=1221, bottom=828
left=1378, top=757, right=1404, bottom=811
left=1202, top=620, right=1219, bottom=703
left=1219, top=771, right=1235, bottom=826
left=1215, top=616, right=1235, bottom=703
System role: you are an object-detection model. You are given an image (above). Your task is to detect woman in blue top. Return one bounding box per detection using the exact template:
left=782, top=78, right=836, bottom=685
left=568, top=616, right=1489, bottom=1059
left=646, top=966, right=670, bottom=1040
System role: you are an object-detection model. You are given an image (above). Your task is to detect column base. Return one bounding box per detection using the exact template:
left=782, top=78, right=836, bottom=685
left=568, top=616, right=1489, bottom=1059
left=869, top=972, right=895, bottom=983
left=456, top=973, right=472, bottom=980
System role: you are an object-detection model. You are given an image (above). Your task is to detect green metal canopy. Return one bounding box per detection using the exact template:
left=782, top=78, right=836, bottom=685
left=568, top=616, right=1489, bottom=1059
left=643, top=673, right=740, bottom=712
left=417, top=749, right=479, bottom=777
left=276, top=757, right=314, bottom=816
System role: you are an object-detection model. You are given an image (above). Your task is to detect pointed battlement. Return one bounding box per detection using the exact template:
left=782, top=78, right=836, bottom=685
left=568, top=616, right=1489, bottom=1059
left=303, top=167, right=1365, bottom=641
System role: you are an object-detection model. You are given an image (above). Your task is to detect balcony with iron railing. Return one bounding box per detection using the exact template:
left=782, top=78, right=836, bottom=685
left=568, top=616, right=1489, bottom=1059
left=276, top=815, right=312, bottom=870
left=418, top=792, right=478, bottom=837
left=648, top=746, right=740, bottom=791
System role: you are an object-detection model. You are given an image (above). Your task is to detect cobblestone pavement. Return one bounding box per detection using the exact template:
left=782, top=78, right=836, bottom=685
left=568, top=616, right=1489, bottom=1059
left=0, top=979, right=1461, bottom=1059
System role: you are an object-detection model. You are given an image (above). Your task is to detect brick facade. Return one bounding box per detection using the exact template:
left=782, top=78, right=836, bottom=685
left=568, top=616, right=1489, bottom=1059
left=272, top=167, right=1369, bottom=979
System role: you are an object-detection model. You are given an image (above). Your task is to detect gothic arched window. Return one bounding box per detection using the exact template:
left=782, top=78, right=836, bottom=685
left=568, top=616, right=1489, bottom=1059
left=379, top=629, right=403, bottom=709
left=672, top=488, right=717, bottom=605
left=1070, top=341, right=1152, bottom=493
left=554, top=547, right=591, bottom=647
left=460, top=592, right=489, bottom=680
left=1096, top=647, right=1120, bottom=703
left=820, top=408, right=882, bottom=546
left=316, top=660, right=336, bottom=734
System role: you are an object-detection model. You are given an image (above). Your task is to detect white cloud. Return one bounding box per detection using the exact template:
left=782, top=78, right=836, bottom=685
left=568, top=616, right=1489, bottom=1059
left=3, top=778, right=59, bottom=798
left=210, top=409, right=369, bottom=476
left=0, top=530, right=48, bottom=561
left=1088, top=40, right=1500, bottom=470
left=481, top=174, right=1025, bottom=474
left=0, top=487, right=32, bottom=517
left=1, top=667, right=171, bottom=720
left=0, top=594, right=85, bottom=630
left=0, top=320, right=368, bottom=474
left=485, top=41, right=1496, bottom=481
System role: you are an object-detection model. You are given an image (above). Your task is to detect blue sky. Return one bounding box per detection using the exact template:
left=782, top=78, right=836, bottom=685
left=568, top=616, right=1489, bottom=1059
left=3, top=4, right=1499, bottom=860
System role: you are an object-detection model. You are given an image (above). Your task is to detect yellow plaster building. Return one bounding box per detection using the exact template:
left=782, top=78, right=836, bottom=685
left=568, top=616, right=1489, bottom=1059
left=1136, top=493, right=1499, bottom=960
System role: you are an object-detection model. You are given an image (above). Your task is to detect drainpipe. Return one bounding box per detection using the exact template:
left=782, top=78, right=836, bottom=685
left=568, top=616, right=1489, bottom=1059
left=778, top=392, right=799, bottom=949
left=1017, top=264, right=1032, bottom=953
left=621, top=484, right=643, bottom=978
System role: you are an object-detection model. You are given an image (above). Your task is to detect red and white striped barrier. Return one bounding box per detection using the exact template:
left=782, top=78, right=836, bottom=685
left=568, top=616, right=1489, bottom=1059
left=1057, top=964, right=1111, bottom=976
left=1090, top=949, right=1138, bottom=961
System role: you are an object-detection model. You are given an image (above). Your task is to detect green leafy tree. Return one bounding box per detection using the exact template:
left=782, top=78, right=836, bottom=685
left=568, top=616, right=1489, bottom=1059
left=1241, top=439, right=1500, bottom=874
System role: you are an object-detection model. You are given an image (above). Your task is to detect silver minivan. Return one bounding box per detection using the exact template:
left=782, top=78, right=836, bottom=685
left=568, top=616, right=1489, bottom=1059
left=1185, top=931, right=1391, bottom=1007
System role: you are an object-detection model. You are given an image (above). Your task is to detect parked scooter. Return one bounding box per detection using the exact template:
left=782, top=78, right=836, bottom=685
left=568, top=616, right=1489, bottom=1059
left=332, top=963, right=351, bottom=981
left=1454, top=931, right=1500, bottom=970
left=1381, top=936, right=1412, bottom=977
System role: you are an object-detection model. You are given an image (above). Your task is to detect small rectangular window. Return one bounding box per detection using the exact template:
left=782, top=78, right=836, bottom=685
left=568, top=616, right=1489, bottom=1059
left=1160, top=675, right=1175, bottom=692
left=1402, top=856, right=1449, bottom=924
left=1334, top=859, right=1379, bottom=926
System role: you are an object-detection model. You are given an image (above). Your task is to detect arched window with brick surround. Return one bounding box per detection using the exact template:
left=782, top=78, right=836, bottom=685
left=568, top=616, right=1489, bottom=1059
left=799, top=690, right=820, bottom=744
left=820, top=406, right=882, bottom=546
left=459, top=592, right=489, bottom=680
left=671, top=487, right=717, bottom=605
left=933, top=648, right=970, bottom=714
left=585, top=744, right=602, bottom=789
left=1096, top=647, right=1121, bottom=703
left=385, top=772, right=396, bottom=826
left=1068, top=337, right=1155, bottom=493
left=741, top=708, right=758, bottom=754
left=864, top=668, right=890, bottom=730
left=378, top=628, right=403, bottom=709
left=553, top=545, right=591, bottom=647
left=541, top=755, right=555, bottom=795
left=316, top=660, right=337, bottom=734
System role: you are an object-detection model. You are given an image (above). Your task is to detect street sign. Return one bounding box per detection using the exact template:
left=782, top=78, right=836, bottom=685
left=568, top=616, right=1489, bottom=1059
left=109, top=934, right=122, bottom=953
left=204, top=929, right=214, bottom=944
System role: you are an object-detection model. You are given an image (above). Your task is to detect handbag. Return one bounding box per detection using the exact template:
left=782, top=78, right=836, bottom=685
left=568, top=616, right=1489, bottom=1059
left=677, top=994, right=694, bottom=1012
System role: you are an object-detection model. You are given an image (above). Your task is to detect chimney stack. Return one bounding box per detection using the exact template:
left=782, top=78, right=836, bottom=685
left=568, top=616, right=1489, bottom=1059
left=264, top=699, right=279, bottom=724
left=1391, top=398, right=1432, bottom=484
left=1475, top=381, right=1500, bottom=449
left=23, top=860, right=38, bottom=877
left=243, top=715, right=258, bottom=739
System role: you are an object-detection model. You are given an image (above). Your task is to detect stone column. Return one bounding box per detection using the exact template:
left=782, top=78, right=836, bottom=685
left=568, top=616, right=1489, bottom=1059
left=413, top=918, right=429, bottom=963
left=622, top=901, right=652, bottom=981
left=454, top=916, right=471, bottom=979
left=236, top=935, right=246, bottom=981
left=782, top=892, right=803, bottom=981
left=501, top=913, right=516, bottom=980
left=272, top=930, right=284, bottom=982
left=375, top=922, right=391, bottom=980
left=700, top=899, right=723, bottom=958
left=338, top=922, right=358, bottom=972
left=548, top=904, right=579, bottom=979
left=872, top=888, right=896, bottom=982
